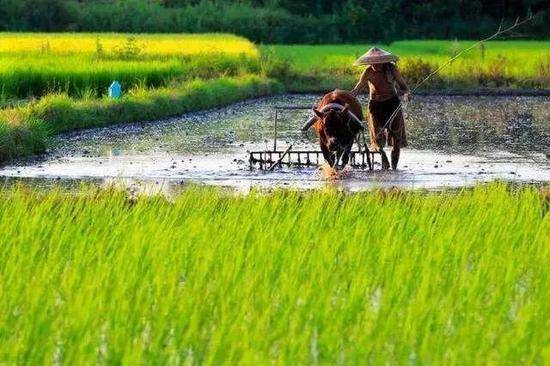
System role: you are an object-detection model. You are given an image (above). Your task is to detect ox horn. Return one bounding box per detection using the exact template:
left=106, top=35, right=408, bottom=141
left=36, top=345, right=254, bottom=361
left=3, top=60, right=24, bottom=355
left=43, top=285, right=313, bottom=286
left=301, top=107, right=323, bottom=131
left=301, top=115, right=317, bottom=131
left=347, top=110, right=365, bottom=130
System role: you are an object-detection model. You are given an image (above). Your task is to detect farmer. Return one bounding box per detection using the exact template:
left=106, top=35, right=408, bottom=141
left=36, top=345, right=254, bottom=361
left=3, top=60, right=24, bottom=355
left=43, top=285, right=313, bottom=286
left=350, top=47, right=411, bottom=170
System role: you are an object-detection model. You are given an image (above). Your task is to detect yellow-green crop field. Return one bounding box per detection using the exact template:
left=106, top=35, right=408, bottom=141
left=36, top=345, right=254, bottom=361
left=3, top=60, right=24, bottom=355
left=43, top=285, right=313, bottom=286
left=0, top=183, right=548, bottom=364
left=0, top=33, right=261, bottom=100
left=1, top=35, right=548, bottom=101
left=0, top=33, right=259, bottom=57
left=0, top=34, right=283, bottom=163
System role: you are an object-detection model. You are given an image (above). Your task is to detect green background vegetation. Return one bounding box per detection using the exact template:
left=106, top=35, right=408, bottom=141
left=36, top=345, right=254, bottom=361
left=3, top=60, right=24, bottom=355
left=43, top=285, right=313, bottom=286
left=0, top=75, right=282, bottom=162
left=0, top=32, right=260, bottom=100
left=0, top=183, right=547, bottom=364
left=0, top=0, right=548, bottom=43
left=265, top=40, right=550, bottom=91
left=0, top=32, right=548, bottom=164
left=1, top=36, right=548, bottom=101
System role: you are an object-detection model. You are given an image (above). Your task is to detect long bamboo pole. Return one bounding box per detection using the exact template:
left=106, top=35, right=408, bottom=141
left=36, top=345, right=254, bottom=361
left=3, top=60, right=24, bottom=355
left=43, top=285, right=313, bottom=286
left=378, top=15, right=536, bottom=134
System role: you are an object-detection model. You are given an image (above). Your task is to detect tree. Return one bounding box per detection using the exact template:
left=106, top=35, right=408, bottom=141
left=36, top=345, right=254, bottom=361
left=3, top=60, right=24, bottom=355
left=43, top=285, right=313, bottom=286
left=21, top=0, right=79, bottom=31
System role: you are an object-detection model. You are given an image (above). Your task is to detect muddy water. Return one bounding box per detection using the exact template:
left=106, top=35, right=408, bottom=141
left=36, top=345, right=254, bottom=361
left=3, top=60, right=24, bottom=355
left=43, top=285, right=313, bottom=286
left=1, top=94, right=549, bottom=193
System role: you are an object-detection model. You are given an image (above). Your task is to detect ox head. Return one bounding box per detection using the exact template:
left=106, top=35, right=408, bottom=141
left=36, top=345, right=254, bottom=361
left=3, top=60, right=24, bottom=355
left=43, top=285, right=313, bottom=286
left=302, top=104, right=364, bottom=134
left=313, top=105, right=350, bottom=138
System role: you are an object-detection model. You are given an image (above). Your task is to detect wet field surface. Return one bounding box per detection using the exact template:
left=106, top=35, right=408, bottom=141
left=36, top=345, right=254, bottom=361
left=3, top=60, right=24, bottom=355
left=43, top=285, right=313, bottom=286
left=1, top=94, right=549, bottom=193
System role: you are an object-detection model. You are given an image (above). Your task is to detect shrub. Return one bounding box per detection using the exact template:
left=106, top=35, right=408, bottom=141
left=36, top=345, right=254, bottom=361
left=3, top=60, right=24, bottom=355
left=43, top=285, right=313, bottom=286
left=535, top=55, right=550, bottom=87
left=478, top=55, right=511, bottom=87
left=399, top=59, right=441, bottom=88
left=0, top=117, right=48, bottom=162
left=259, top=48, right=294, bottom=82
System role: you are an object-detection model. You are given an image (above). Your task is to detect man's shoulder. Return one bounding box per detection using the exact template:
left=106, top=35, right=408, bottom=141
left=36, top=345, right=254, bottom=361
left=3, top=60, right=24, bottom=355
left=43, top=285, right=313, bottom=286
left=363, top=66, right=375, bottom=77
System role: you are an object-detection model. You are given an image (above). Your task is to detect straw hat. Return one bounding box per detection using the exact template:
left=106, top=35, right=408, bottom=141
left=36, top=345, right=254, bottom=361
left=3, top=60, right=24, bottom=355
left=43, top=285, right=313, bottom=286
left=353, top=47, right=398, bottom=66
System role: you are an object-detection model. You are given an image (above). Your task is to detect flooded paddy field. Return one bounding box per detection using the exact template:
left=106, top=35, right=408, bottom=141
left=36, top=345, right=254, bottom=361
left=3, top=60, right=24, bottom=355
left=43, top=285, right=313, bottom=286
left=1, top=94, right=549, bottom=193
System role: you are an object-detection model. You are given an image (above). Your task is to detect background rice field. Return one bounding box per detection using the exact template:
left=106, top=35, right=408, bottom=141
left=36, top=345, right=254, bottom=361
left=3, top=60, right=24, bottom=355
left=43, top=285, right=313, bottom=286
left=0, top=32, right=280, bottom=162
left=264, top=40, right=550, bottom=91
left=268, top=41, right=549, bottom=71
left=1, top=35, right=548, bottom=101
left=0, top=33, right=259, bottom=57
left=0, top=33, right=261, bottom=100
left=0, top=183, right=548, bottom=364
left=0, top=34, right=548, bottom=163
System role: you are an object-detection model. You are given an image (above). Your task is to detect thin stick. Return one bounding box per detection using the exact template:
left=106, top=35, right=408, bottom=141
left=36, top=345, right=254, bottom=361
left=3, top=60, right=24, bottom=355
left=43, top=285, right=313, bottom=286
left=412, top=16, right=533, bottom=92
left=378, top=15, right=535, bottom=134
left=268, top=145, right=293, bottom=171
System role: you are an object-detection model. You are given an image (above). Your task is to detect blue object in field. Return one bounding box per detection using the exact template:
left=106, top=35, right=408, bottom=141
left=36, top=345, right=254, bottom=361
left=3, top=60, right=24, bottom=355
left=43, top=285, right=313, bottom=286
left=108, top=81, right=122, bottom=99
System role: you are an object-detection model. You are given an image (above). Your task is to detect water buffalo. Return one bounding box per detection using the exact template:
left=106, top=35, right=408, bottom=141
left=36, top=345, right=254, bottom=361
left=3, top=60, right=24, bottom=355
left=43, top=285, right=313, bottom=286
left=301, top=90, right=365, bottom=168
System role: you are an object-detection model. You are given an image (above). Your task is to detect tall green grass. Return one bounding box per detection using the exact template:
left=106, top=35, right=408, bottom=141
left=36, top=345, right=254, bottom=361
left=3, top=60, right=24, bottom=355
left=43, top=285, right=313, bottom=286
left=0, top=183, right=547, bottom=364
left=0, top=53, right=261, bottom=100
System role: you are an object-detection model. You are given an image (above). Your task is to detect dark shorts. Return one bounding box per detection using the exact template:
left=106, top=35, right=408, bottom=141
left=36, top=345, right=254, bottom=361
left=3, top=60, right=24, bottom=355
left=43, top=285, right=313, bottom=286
left=368, top=96, right=407, bottom=149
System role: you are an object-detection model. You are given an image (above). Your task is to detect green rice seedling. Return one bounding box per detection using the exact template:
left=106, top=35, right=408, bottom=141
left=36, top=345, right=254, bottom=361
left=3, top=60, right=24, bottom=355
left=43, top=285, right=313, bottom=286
left=0, top=53, right=262, bottom=100
left=0, top=183, right=547, bottom=364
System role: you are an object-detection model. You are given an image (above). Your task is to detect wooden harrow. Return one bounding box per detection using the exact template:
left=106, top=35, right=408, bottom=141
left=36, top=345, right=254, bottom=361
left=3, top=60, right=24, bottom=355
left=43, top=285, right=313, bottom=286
left=249, top=106, right=380, bottom=170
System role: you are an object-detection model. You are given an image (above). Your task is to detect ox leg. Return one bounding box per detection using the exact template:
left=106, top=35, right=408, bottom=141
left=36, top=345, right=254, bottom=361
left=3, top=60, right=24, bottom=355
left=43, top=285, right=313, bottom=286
left=380, top=148, right=390, bottom=170
left=341, top=148, right=351, bottom=167
left=333, top=151, right=341, bottom=169
left=391, top=147, right=400, bottom=170
left=321, top=145, right=334, bottom=167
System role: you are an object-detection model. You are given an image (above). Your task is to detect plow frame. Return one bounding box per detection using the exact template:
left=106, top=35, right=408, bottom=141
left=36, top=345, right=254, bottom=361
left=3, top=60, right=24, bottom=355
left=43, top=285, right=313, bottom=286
left=249, top=105, right=380, bottom=170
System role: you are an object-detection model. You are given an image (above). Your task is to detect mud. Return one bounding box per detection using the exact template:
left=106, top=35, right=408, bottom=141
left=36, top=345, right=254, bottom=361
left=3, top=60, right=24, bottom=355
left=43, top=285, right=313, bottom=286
left=1, top=94, right=549, bottom=193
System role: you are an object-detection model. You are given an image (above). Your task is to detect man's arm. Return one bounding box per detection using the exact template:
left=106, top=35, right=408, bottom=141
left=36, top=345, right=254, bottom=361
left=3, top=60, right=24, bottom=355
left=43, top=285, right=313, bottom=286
left=392, top=67, right=412, bottom=101
left=350, top=69, right=369, bottom=96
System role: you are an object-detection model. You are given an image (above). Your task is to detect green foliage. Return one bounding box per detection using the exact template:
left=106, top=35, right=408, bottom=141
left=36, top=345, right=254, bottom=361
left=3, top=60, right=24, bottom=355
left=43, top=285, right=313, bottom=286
left=0, top=117, right=48, bottom=162
left=113, top=36, right=143, bottom=60
left=0, top=0, right=548, bottom=43
left=259, top=47, right=294, bottom=81
left=0, top=183, right=547, bottom=363
left=536, top=55, right=550, bottom=86
left=400, top=58, right=442, bottom=88
left=0, top=75, right=283, bottom=162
